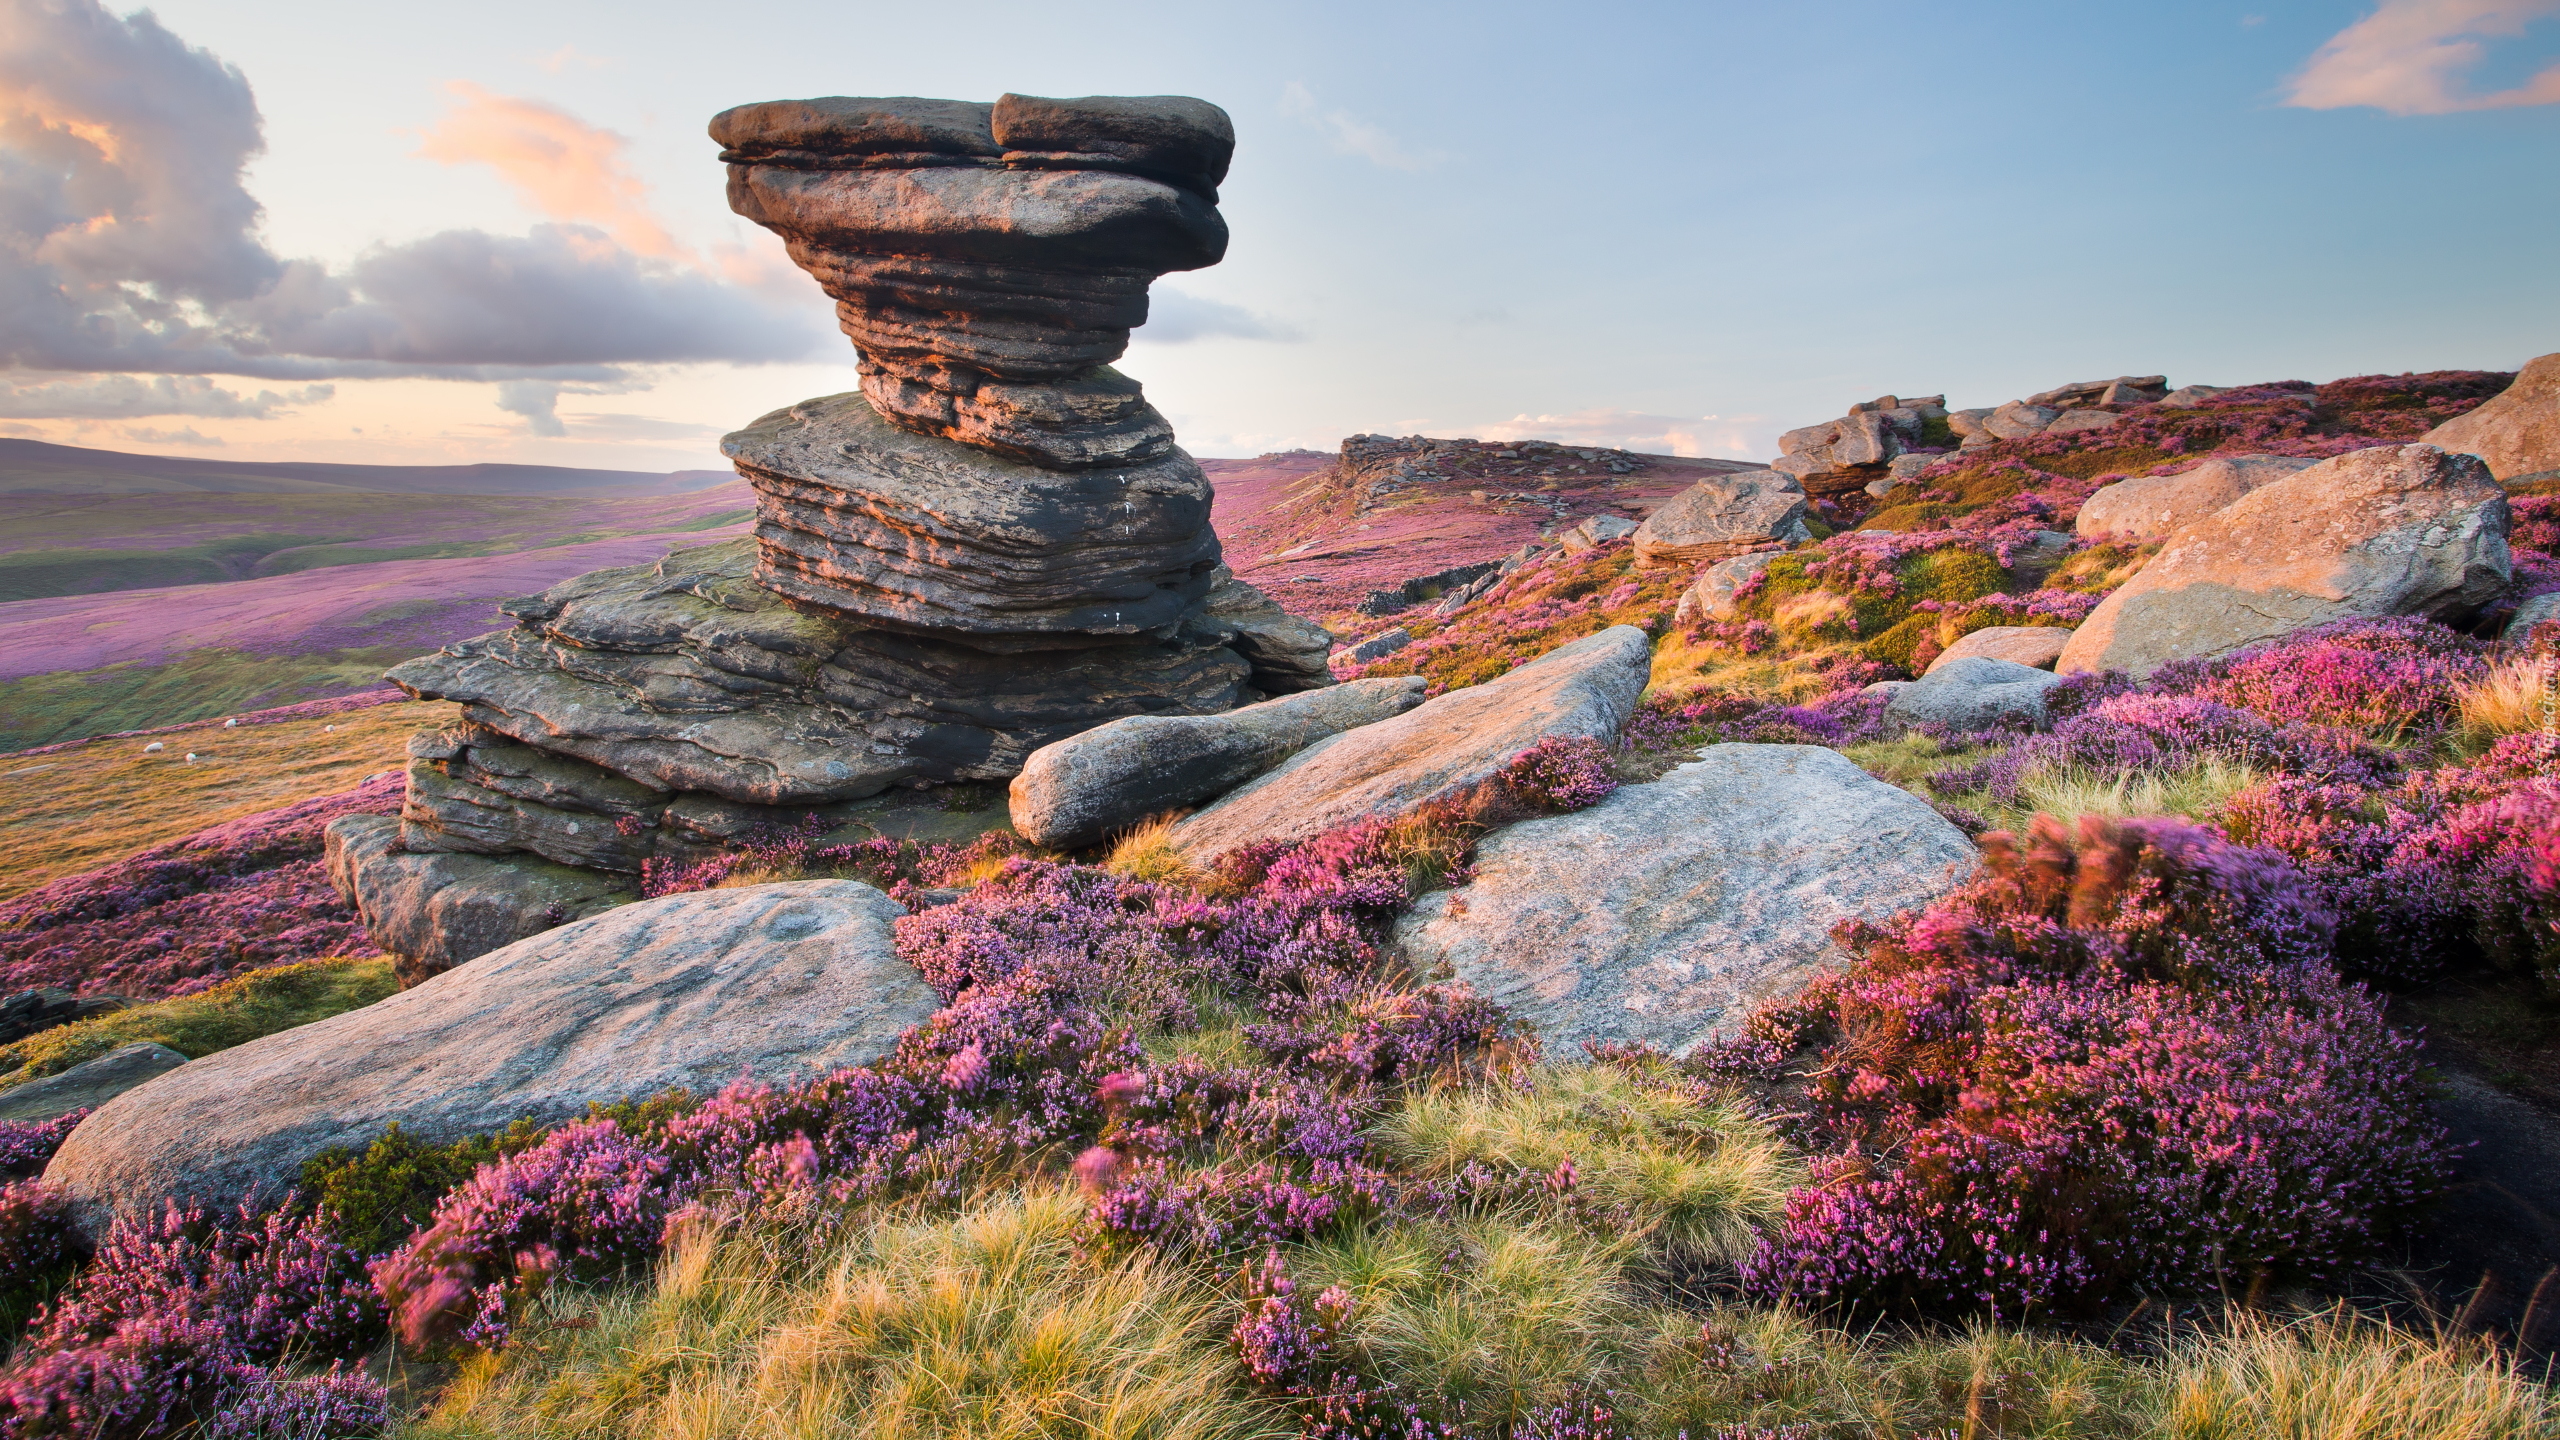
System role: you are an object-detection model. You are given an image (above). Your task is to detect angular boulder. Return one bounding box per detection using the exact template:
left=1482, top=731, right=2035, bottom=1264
left=1169, top=626, right=1653, bottom=860
left=1009, top=677, right=1427, bottom=848
left=1923, top=626, right=2071, bottom=674
left=1673, top=552, right=1778, bottom=628
left=1393, top=745, right=1978, bottom=1056
left=0, top=1044, right=187, bottom=1125
left=1342, top=628, right=1412, bottom=665
left=2425, top=353, right=2560, bottom=483
left=46, top=881, right=940, bottom=1237
left=2058, top=444, right=2512, bottom=678
left=2074, top=455, right=2320, bottom=542
left=1184, top=567, right=1338, bottom=693
left=1631, top=472, right=1811, bottom=568
left=1984, top=401, right=2060, bottom=440
left=325, top=814, right=637, bottom=984
left=2508, top=591, right=2560, bottom=642
left=1879, top=655, right=2066, bottom=730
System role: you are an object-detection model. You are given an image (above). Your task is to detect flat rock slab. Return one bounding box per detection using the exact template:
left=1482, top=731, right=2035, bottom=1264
left=0, top=1043, right=187, bottom=1125
left=1924, top=626, right=2071, bottom=674
left=1010, top=677, right=1426, bottom=848
left=46, top=880, right=939, bottom=1238
left=2059, top=444, right=2511, bottom=678
left=1394, top=745, right=1978, bottom=1057
left=2426, top=353, right=2559, bottom=483
left=1170, top=626, right=1653, bottom=861
left=326, top=814, right=636, bottom=983
left=2073, top=455, right=2319, bottom=542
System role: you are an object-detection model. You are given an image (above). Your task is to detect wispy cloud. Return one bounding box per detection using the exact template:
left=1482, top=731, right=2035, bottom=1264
left=1280, top=82, right=1443, bottom=170
left=414, top=81, right=685, bottom=259
left=494, top=377, right=645, bottom=437
left=1471, top=408, right=1766, bottom=460
left=0, top=374, right=333, bottom=420
left=1130, top=287, right=1301, bottom=344
left=2286, top=0, right=2560, bottom=114
left=122, top=425, right=223, bottom=447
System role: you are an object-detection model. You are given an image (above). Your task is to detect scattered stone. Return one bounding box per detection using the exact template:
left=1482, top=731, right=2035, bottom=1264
left=1673, top=552, right=1779, bottom=628
left=1009, top=677, right=1427, bottom=847
left=0, top=989, right=129, bottom=1046
left=1342, top=628, right=1413, bottom=665
left=1947, top=408, right=1997, bottom=448
left=0, top=1044, right=187, bottom=1125
left=2158, top=384, right=2229, bottom=408
left=325, top=815, right=637, bottom=984
left=2074, top=455, right=2322, bottom=542
left=1886, top=453, right=1938, bottom=482
left=1631, top=471, right=1812, bottom=567
left=47, top=881, right=940, bottom=1237
left=1170, top=627, right=1652, bottom=860
left=142, top=742, right=162, bottom=754
left=1882, top=655, right=2066, bottom=730
left=2425, top=353, right=2560, bottom=483
left=1558, top=513, right=1640, bottom=551
left=1924, top=626, right=2072, bottom=674
left=2059, top=444, right=2512, bottom=677
left=2029, top=376, right=2166, bottom=409
left=2507, top=591, right=2560, bottom=642
left=1392, top=745, right=1978, bottom=1057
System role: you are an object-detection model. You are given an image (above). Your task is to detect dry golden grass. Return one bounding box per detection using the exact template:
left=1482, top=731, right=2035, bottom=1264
left=2457, top=654, right=2559, bottom=750
left=1103, top=814, right=1202, bottom=886
left=408, top=1189, right=1282, bottom=1440
left=0, top=698, right=455, bottom=901
left=2159, top=1309, right=2560, bottom=1440
left=2004, top=756, right=2266, bottom=830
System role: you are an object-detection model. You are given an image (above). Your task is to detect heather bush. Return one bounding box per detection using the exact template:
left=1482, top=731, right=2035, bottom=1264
left=298, top=1120, right=546, bottom=1259
left=0, top=1182, right=78, bottom=1335
left=1494, top=736, right=1619, bottom=813
left=194, top=1367, right=388, bottom=1440
left=1931, top=691, right=2393, bottom=807
left=1725, top=816, right=2446, bottom=1317
left=0, top=1115, right=83, bottom=1182
left=2179, top=616, right=2487, bottom=741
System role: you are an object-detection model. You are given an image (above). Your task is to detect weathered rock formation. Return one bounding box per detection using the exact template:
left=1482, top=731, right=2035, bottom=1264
left=1774, top=394, right=1949, bottom=496
left=2425, top=352, right=2560, bottom=484
left=363, top=93, right=1343, bottom=974
left=1170, top=627, right=1653, bottom=860
left=1009, top=677, right=1427, bottom=848
left=47, top=881, right=939, bottom=1237
left=2074, top=455, right=2321, bottom=542
left=1673, top=552, right=1778, bottom=628
left=1631, top=471, right=1811, bottom=567
left=1873, top=655, right=2066, bottom=731
left=0, top=1044, right=185, bottom=1126
left=1392, top=745, right=1977, bottom=1057
left=2059, top=444, right=2512, bottom=677
left=1923, top=625, right=2071, bottom=674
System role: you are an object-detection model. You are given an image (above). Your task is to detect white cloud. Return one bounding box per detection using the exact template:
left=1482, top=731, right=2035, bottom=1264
left=2286, top=0, right=2560, bottom=114
left=0, top=373, right=332, bottom=418
left=1279, top=82, right=1443, bottom=170
left=121, top=424, right=222, bottom=447
left=1470, top=407, right=1768, bottom=459
left=1130, top=286, right=1300, bottom=344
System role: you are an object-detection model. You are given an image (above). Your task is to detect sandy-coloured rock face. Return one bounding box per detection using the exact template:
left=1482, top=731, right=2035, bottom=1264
left=1923, top=625, right=2071, bottom=674
left=2424, top=352, right=2560, bottom=482
left=45, top=881, right=940, bottom=1238
left=2074, top=455, right=2320, bottom=542
left=1169, top=626, right=1654, bottom=860
left=2058, top=444, right=2511, bottom=677
left=716, top=93, right=1233, bottom=472
left=1009, top=677, right=1427, bottom=848
left=1631, top=471, right=1811, bottom=568
left=1392, top=745, right=1978, bottom=1057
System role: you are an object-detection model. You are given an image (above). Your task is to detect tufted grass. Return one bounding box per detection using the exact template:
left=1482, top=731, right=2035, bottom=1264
left=2157, top=1309, right=2560, bottom=1440
left=1104, top=814, right=1202, bottom=886
left=0, top=956, right=396, bottom=1093
left=406, top=1188, right=1281, bottom=1440
left=2455, top=653, right=2559, bottom=751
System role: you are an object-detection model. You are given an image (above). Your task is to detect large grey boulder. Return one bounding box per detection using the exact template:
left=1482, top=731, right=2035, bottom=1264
left=2425, top=354, right=2560, bottom=483
left=1673, top=552, right=1778, bottom=628
left=326, top=814, right=635, bottom=983
left=46, top=881, right=940, bottom=1237
left=1879, top=655, right=2066, bottom=731
left=1631, top=472, right=1811, bottom=568
left=2059, top=444, right=2512, bottom=678
left=1394, top=745, right=1977, bottom=1057
left=0, top=1044, right=187, bottom=1125
left=2074, top=455, right=2320, bottom=542
left=1170, top=626, right=1653, bottom=860
left=1923, top=626, right=2071, bottom=674
left=1009, top=677, right=1427, bottom=848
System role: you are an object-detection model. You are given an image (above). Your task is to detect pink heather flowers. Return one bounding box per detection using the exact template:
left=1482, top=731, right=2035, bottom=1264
left=1495, top=736, right=1619, bottom=812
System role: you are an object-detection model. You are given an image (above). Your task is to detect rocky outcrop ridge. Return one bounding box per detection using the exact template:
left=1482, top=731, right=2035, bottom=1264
left=1774, top=394, right=1949, bottom=496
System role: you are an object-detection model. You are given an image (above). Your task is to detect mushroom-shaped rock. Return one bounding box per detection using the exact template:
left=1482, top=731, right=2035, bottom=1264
left=45, top=881, right=940, bottom=1239
left=1632, top=472, right=1811, bottom=568
left=1392, top=745, right=1977, bottom=1057
left=2058, top=444, right=2511, bottom=678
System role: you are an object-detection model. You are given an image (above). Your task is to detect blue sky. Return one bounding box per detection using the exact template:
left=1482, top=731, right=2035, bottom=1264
left=3, top=0, right=2555, bottom=468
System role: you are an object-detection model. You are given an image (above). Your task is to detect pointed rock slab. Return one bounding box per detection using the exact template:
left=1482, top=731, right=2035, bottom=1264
left=725, top=392, right=1221, bottom=641
left=1168, top=626, right=1653, bottom=861
left=2425, top=353, right=2560, bottom=483
left=2074, top=455, right=2319, bottom=542
left=45, top=881, right=939, bottom=1239
left=1394, top=745, right=1976, bottom=1057
left=2058, top=444, right=2511, bottom=678
left=1010, top=677, right=1427, bottom=848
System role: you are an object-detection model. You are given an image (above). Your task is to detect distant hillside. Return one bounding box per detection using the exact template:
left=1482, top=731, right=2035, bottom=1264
left=0, top=438, right=734, bottom=497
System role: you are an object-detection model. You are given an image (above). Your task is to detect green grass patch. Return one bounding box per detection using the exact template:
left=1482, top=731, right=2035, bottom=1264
left=0, top=644, right=429, bottom=752
left=0, top=956, right=396, bottom=1090
left=253, top=541, right=495, bottom=576
left=0, top=534, right=344, bottom=602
